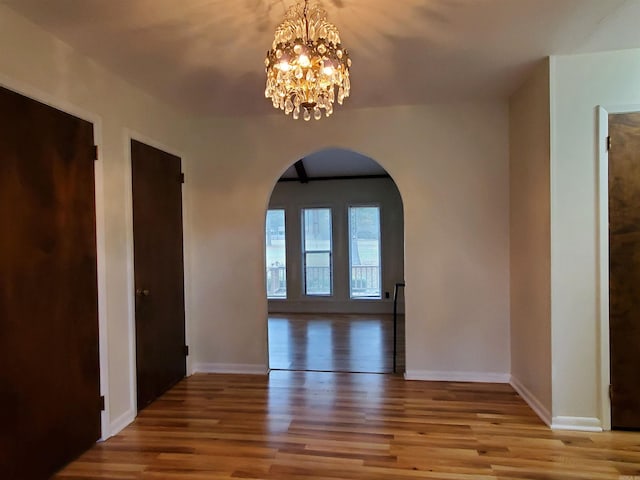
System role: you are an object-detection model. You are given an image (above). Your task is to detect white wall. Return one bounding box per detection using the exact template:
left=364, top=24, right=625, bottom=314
left=268, top=177, right=404, bottom=314
left=508, top=59, right=552, bottom=424
left=550, top=48, right=640, bottom=429
left=188, top=102, right=511, bottom=382
left=0, top=5, right=191, bottom=437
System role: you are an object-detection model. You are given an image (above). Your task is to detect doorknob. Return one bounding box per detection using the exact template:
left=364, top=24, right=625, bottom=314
left=136, top=288, right=150, bottom=297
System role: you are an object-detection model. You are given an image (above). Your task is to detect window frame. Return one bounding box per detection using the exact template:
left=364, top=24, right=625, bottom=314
left=301, top=207, right=334, bottom=297
left=265, top=208, right=288, bottom=300
left=348, top=204, right=383, bottom=300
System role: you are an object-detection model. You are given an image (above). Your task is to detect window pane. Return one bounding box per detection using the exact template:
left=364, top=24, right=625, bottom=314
left=302, top=208, right=332, bottom=296
left=305, top=252, right=332, bottom=295
left=303, top=208, right=332, bottom=251
left=266, top=209, right=286, bottom=299
left=349, top=206, right=381, bottom=298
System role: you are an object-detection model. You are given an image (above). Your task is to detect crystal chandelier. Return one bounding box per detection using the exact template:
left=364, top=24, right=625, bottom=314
left=265, top=0, right=351, bottom=121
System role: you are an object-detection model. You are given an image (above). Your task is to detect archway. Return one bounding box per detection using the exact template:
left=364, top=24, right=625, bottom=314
left=263, top=148, right=405, bottom=374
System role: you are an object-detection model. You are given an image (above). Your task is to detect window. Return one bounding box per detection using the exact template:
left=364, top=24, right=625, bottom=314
left=302, top=208, right=332, bottom=296
left=266, top=209, right=287, bottom=299
left=349, top=206, right=381, bottom=298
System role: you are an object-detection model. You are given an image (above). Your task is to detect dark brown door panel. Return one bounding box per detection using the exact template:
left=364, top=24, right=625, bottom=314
left=0, top=86, right=101, bottom=479
left=609, top=111, right=640, bottom=430
left=131, top=140, right=186, bottom=411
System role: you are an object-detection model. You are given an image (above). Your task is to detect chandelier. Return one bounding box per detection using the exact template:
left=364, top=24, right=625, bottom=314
left=264, top=0, right=351, bottom=121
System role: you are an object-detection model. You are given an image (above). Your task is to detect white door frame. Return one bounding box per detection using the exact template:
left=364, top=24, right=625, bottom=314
left=0, top=74, right=110, bottom=439
left=597, top=104, right=640, bottom=431
left=123, top=130, right=192, bottom=418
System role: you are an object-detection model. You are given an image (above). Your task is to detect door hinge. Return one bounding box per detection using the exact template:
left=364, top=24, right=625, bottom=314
left=100, top=395, right=105, bottom=411
left=184, top=345, right=189, bottom=357
left=607, top=136, right=612, bottom=151
left=179, top=172, right=185, bottom=184
left=92, top=145, right=99, bottom=161
left=609, top=384, right=613, bottom=400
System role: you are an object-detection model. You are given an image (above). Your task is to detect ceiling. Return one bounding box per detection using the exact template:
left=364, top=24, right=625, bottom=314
left=4, top=0, right=640, bottom=118
left=4, top=0, right=640, bottom=178
left=280, top=148, right=388, bottom=181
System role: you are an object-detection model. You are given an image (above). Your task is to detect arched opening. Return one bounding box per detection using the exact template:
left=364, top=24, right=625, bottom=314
left=264, top=148, right=405, bottom=374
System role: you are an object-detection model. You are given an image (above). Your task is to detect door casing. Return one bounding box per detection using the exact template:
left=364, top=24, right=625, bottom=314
left=125, top=132, right=191, bottom=413
left=0, top=76, right=111, bottom=439
left=597, top=104, right=640, bottom=431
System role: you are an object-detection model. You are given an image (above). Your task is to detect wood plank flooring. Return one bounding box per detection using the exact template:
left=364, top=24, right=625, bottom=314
left=56, top=372, right=640, bottom=480
left=268, top=314, right=405, bottom=373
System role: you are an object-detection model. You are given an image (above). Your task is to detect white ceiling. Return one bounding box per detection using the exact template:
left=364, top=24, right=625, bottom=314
left=4, top=0, right=640, bottom=178
left=4, top=0, right=640, bottom=118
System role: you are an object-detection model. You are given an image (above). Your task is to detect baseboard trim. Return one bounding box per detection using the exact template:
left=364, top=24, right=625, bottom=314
left=108, top=409, right=136, bottom=439
left=193, top=363, right=269, bottom=375
left=509, top=376, right=551, bottom=426
left=551, top=416, right=603, bottom=432
left=404, top=370, right=510, bottom=384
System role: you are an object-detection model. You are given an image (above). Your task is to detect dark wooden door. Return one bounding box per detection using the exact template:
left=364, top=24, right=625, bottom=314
left=609, top=111, right=640, bottom=430
left=0, top=86, right=101, bottom=479
left=131, top=140, right=186, bottom=410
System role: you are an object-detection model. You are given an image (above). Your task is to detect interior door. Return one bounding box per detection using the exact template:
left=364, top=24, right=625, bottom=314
left=0, top=86, right=101, bottom=478
left=131, top=140, right=186, bottom=410
left=609, top=111, right=640, bottom=430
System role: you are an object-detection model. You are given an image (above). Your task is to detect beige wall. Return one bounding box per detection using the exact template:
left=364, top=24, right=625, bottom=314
left=0, top=5, right=190, bottom=437
left=268, top=177, right=404, bottom=314
left=187, top=102, right=511, bottom=382
left=508, top=59, right=552, bottom=423
left=550, top=48, right=640, bottom=429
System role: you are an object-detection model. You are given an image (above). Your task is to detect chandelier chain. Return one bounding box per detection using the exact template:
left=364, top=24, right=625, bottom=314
left=304, top=0, right=309, bottom=41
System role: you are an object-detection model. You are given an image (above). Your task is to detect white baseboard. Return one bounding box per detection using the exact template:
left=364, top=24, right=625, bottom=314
left=107, top=409, right=136, bottom=439
left=404, top=370, right=510, bottom=383
left=509, top=376, right=551, bottom=426
left=551, top=416, right=603, bottom=432
left=193, top=363, right=268, bottom=375
left=268, top=300, right=404, bottom=315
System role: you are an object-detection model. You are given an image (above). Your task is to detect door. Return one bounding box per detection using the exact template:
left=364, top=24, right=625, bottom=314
left=0, top=86, right=101, bottom=478
left=131, top=140, right=186, bottom=410
left=609, top=111, right=640, bottom=430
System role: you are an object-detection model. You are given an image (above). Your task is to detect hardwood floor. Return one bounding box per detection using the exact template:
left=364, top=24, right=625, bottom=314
left=268, top=314, right=405, bottom=373
left=56, top=372, right=640, bottom=480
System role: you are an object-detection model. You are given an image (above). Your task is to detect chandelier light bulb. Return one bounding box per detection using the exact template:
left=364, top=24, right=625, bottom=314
left=264, top=0, right=351, bottom=121
left=298, top=54, right=311, bottom=67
